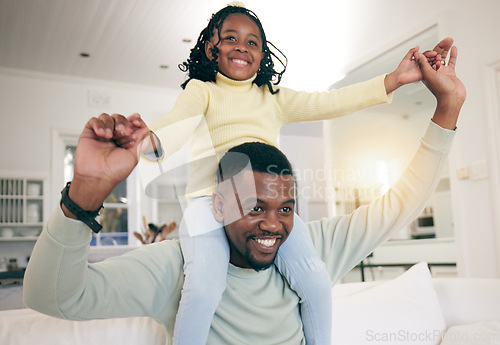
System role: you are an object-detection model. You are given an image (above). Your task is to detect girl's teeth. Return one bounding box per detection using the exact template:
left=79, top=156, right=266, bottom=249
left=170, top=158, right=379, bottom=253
left=232, top=59, right=248, bottom=65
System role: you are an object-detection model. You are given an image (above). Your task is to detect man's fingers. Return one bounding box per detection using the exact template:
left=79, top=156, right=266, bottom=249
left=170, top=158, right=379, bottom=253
left=86, top=113, right=147, bottom=146
left=447, top=46, right=458, bottom=69
left=111, top=113, right=133, bottom=137
left=85, top=114, right=113, bottom=138
left=433, top=37, right=454, bottom=60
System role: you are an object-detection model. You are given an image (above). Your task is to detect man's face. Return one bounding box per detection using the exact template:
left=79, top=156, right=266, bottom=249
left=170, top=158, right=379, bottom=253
left=213, top=171, right=295, bottom=271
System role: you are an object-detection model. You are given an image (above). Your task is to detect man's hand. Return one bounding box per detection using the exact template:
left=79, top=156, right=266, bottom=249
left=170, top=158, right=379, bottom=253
left=415, top=46, right=466, bottom=130
left=63, top=113, right=150, bottom=218
left=429, top=37, right=454, bottom=70
left=384, top=37, right=454, bottom=93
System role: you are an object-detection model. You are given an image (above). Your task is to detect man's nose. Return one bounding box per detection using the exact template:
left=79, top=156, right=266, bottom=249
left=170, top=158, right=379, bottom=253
left=259, top=212, right=281, bottom=233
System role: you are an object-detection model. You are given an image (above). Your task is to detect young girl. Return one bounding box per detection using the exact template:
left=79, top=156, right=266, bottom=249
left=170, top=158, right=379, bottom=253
left=147, top=4, right=448, bottom=344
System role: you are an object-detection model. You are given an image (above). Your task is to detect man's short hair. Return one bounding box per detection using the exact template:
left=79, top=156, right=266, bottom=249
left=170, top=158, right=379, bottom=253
left=217, top=142, right=293, bottom=182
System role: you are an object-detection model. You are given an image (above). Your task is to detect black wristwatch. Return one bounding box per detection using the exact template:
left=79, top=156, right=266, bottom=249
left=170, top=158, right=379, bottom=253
left=60, top=182, right=103, bottom=233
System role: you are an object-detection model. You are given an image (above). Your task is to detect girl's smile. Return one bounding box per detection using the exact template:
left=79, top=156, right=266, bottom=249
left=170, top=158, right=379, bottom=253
left=205, top=13, right=264, bottom=81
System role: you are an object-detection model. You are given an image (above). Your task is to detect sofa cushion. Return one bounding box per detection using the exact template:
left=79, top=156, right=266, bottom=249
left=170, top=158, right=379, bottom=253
left=440, top=321, right=500, bottom=345
left=432, top=278, right=500, bottom=328
left=0, top=307, right=166, bottom=345
left=331, top=262, right=446, bottom=345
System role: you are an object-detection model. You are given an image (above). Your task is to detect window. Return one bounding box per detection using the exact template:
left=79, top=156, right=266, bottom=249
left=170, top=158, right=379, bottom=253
left=63, top=145, right=129, bottom=245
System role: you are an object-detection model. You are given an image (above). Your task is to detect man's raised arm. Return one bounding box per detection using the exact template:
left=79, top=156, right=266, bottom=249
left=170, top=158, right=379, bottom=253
left=23, top=113, right=155, bottom=317
left=309, top=45, right=466, bottom=283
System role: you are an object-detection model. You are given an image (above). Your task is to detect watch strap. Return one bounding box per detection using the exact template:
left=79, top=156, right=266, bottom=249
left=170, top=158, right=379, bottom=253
left=60, top=182, right=103, bottom=233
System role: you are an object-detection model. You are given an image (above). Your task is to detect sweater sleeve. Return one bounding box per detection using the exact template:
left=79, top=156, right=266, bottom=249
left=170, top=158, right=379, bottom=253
left=23, top=207, right=184, bottom=323
left=147, top=80, right=210, bottom=159
left=307, top=120, right=455, bottom=284
left=275, top=75, right=392, bottom=124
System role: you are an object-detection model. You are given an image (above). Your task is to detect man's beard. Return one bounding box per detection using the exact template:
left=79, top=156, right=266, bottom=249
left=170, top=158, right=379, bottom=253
left=244, top=249, right=277, bottom=272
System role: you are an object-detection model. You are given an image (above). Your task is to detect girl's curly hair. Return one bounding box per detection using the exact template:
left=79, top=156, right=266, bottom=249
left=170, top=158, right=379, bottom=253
left=178, top=5, right=287, bottom=94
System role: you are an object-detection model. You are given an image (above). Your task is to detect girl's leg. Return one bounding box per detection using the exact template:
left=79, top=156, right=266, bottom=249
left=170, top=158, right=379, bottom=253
left=173, top=196, right=229, bottom=345
left=275, top=214, right=332, bottom=345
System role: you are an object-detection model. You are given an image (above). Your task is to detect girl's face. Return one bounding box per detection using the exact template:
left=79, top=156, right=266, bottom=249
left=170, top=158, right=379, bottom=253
left=205, top=13, right=264, bottom=81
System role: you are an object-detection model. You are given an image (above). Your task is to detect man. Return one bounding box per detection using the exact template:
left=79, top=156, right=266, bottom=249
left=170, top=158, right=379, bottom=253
left=24, top=47, right=465, bottom=344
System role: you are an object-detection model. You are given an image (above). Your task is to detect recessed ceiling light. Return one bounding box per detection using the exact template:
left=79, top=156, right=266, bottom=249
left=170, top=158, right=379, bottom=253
left=182, top=38, right=192, bottom=43
left=80, top=52, right=90, bottom=58
left=159, top=65, right=169, bottom=69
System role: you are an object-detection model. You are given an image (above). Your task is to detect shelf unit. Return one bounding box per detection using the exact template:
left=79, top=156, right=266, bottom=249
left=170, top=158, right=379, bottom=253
left=0, top=173, right=46, bottom=242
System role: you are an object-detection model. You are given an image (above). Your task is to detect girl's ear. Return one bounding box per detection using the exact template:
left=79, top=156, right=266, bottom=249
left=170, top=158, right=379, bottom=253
left=212, top=192, right=224, bottom=222
left=205, top=41, right=215, bottom=60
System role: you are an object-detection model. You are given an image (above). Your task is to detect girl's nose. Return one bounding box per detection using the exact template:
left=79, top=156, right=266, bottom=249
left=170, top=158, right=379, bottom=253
left=235, top=42, right=247, bottom=53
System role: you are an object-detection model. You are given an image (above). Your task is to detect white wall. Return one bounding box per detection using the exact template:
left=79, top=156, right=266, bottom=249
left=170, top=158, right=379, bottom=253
left=330, top=0, right=500, bottom=278
left=0, top=67, right=180, bottom=203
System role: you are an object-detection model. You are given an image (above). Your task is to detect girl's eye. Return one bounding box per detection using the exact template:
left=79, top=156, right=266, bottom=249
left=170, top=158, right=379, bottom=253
left=225, top=36, right=236, bottom=42
left=248, top=40, right=257, bottom=46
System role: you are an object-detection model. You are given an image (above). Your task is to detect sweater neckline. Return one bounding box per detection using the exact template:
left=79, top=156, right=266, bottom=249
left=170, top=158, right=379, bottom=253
left=228, top=263, right=272, bottom=279
left=215, top=73, right=257, bottom=92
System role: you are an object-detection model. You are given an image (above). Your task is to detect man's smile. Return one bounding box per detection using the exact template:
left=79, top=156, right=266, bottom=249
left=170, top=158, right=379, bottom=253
left=250, top=236, right=282, bottom=254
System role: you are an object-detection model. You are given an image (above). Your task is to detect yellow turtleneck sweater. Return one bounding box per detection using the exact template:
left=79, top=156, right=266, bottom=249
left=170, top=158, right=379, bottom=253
left=147, top=73, right=392, bottom=197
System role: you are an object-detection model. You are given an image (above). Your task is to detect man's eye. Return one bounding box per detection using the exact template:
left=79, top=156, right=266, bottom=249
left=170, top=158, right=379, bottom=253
left=247, top=206, right=263, bottom=214
left=281, top=207, right=293, bottom=213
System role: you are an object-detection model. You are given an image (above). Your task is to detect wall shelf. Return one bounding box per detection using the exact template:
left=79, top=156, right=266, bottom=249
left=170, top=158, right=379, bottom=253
left=0, top=173, right=46, bottom=241
left=0, top=236, right=39, bottom=242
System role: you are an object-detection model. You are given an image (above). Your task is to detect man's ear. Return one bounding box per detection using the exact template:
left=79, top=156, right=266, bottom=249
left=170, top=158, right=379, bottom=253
left=205, top=41, right=215, bottom=60
left=212, top=192, right=224, bottom=222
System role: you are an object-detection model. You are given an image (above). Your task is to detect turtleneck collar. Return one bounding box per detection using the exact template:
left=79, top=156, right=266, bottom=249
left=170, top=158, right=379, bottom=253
left=215, top=72, right=257, bottom=92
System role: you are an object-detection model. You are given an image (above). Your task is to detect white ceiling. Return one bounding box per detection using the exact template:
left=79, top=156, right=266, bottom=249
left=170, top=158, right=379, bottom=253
left=1, top=0, right=436, bottom=116
left=0, top=0, right=226, bottom=89
left=1, top=0, right=347, bottom=91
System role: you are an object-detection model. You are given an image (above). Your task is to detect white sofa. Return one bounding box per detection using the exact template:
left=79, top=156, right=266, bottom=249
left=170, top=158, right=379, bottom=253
left=1, top=262, right=499, bottom=345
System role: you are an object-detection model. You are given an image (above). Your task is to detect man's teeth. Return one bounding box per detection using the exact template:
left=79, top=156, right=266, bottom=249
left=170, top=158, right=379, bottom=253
left=232, top=58, right=249, bottom=65
left=255, top=238, right=276, bottom=247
